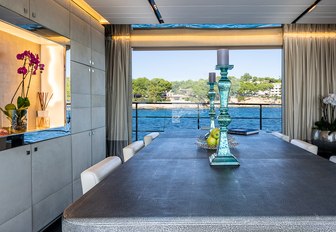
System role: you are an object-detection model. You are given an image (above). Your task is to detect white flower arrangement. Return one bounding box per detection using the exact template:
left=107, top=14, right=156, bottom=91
left=323, top=93, right=336, bottom=106
left=315, top=94, right=336, bottom=131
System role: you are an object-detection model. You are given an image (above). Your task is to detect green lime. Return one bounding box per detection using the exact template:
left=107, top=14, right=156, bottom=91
left=5, top=103, right=16, bottom=111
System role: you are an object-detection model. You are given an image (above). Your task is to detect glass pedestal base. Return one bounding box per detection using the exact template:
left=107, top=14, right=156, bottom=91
left=209, top=153, right=240, bottom=166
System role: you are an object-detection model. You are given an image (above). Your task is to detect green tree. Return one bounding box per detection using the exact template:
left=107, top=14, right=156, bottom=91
left=147, top=78, right=172, bottom=102
left=238, top=82, right=258, bottom=96
left=228, top=76, right=239, bottom=96
left=132, top=77, right=150, bottom=101
left=241, top=73, right=253, bottom=82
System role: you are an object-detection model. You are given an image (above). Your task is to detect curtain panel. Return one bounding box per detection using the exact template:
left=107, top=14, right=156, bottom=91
left=105, top=25, right=132, bottom=160
left=283, top=24, right=336, bottom=140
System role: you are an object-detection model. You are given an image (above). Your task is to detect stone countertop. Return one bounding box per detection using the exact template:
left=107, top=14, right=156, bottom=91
left=0, top=127, right=70, bottom=151
left=63, top=130, right=336, bottom=231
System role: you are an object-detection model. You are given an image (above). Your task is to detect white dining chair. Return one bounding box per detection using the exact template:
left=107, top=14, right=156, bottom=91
left=290, top=139, right=318, bottom=155
left=81, top=156, right=122, bottom=194
left=122, top=140, right=144, bottom=162
left=271, top=131, right=290, bottom=142
left=144, top=132, right=160, bottom=146
left=330, top=156, right=336, bottom=163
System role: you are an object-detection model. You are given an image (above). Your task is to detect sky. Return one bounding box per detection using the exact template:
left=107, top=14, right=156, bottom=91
left=132, top=49, right=282, bottom=81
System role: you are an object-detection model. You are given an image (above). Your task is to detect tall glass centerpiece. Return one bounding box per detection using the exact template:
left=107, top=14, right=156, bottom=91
left=209, top=49, right=239, bottom=166
left=208, top=72, right=217, bottom=130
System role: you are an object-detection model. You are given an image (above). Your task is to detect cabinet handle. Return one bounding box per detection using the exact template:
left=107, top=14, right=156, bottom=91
left=34, top=147, right=38, bottom=152
left=26, top=151, right=31, bottom=155
left=92, top=69, right=95, bottom=73
left=89, top=132, right=91, bottom=136
left=23, top=8, right=28, bottom=14
left=32, top=12, right=36, bottom=18
left=92, top=131, right=95, bottom=135
left=92, top=61, right=95, bottom=66
left=89, top=68, right=91, bottom=72
left=89, top=60, right=92, bottom=65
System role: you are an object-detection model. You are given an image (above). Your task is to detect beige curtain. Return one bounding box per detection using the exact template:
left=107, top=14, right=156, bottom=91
left=283, top=24, right=336, bottom=140
left=105, top=25, right=132, bottom=160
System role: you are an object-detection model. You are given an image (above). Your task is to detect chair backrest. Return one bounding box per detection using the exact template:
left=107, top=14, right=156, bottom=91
left=122, top=140, right=144, bottom=162
left=144, top=132, right=160, bottom=146
left=81, top=156, right=122, bottom=194
left=290, top=139, right=318, bottom=155
left=272, top=131, right=290, bottom=142
left=330, top=156, right=336, bottom=163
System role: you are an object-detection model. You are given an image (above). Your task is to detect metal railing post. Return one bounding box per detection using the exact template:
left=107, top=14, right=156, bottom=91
left=135, top=103, right=139, bottom=141
left=259, top=104, right=263, bottom=130
left=197, top=103, right=200, bottom=129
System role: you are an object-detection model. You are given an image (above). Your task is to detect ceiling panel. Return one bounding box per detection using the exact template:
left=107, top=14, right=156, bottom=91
left=298, top=0, right=336, bottom=24
left=156, top=0, right=312, bottom=24
left=85, top=0, right=157, bottom=24
left=85, top=0, right=336, bottom=24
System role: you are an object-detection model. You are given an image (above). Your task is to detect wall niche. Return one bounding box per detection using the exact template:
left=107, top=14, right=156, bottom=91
left=0, top=20, right=69, bottom=136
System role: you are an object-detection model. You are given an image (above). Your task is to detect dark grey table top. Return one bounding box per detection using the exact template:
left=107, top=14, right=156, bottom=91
left=63, top=130, right=336, bottom=231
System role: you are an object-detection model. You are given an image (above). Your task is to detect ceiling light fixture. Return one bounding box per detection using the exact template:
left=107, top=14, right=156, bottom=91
left=292, top=0, right=321, bottom=24
left=72, top=0, right=109, bottom=24
left=148, top=0, right=164, bottom=24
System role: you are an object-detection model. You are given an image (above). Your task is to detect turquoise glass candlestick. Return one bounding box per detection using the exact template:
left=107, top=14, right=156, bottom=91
left=209, top=65, right=239, bottom=166
left=208, top=81, right=216, bottom=130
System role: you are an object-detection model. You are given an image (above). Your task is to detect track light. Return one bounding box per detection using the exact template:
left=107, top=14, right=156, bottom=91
left=292, top=0, right=321, bottom=24
left=148, top=0, right=164, bottom=24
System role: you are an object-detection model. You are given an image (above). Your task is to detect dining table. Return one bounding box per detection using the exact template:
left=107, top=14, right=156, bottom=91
left=63, top=129, right=336, bottom=231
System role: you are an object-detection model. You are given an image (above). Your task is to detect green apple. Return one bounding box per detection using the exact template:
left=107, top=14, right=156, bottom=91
left=207, top=136, right=217, bottom=147
left=211, top=128, right=220, bottom=139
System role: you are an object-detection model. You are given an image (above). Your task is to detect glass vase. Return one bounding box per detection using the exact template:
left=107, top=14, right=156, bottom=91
left=36, top=110, right=50, bottom=129
left=10, top=109, right=28, bottom=133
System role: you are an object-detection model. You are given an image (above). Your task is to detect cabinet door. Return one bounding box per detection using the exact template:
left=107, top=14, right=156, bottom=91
left=32, top=136, right=72, bottom=231
left=71, top=40, right=91, bottom=66
left=0, top=145, right=32, bottom=228
left=91, top=26, right=105, bottom=71
left=91, top=127, right=106, bottom=165
left=32, top=136, right=72, bottom=204
left=91, top=69, right=105, bottom=129
left=72, top=131, right=92, bottom=200
left=91, top=106, right=105, bottom=129
left=0, top=208, right=32, bottom=232
left=71, top=61, right=91, bottom=95
left=0, top=0, right=29, bottom=17
left=91, top=68, right=105, bottom=96
left=91, top=27, right=105, bottom=54
left=30, top=0, right=70, bottom=37
left=91, top=49, right=105, bottom=71
left=70, top=13, right=91, bottom=48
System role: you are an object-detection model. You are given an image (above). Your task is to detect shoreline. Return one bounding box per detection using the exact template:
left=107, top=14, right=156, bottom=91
left=133, top=103, right=282, bottom=110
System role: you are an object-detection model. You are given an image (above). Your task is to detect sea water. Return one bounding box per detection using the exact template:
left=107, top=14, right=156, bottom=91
left=132, top=106, right=282, bottom=141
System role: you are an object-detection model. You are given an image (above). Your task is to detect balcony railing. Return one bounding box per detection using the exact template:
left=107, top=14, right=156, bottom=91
left=132, top=102, right=282, bottom=141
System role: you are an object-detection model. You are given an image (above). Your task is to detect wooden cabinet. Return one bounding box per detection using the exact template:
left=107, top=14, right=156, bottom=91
left=0, top=145, right=32, bottom=232
left=71, top=131, right=92, bottom=200
left=0, top=0, right=29, bottom=17
left=0, top=0, right=70, bottom=37
left=71, top=65, right=105, bottom=133
left=91, top=27, right=105, bottom=71
left=91, top=127, right=106, bottom=165
left=70, top=1, right=105, bottom=71
left=91, top=68, right=106, bottom=129
left=30, top=0, right=70, bottom=37
left=71, top=128, right=106, bottom=200
left=32, top=136, right=72, bottom=231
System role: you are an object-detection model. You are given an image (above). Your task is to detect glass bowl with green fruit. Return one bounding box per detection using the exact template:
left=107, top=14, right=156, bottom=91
left=196, top=128, right=238, bottom=150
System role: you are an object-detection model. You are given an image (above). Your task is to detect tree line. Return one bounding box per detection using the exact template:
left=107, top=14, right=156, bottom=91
left=132, top=73, right=281, bottom=102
